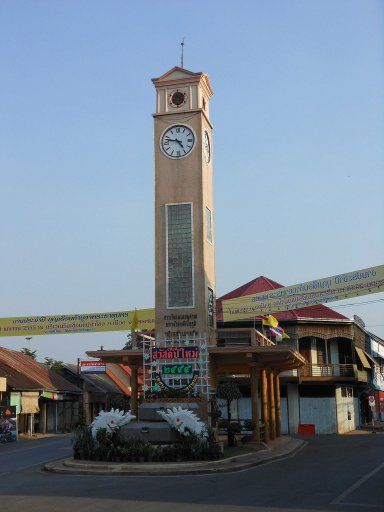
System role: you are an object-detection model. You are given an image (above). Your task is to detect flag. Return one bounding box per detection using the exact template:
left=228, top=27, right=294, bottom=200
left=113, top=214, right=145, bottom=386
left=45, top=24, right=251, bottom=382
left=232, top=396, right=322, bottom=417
left=130, top=309, right=139, bottom=332
left=260, top=314, right=279, bottom=327
left=267, top=315, right=279, bottom=328
left=269, top=326, right=284, bottom=337
left=269, top=326, right=290, bottom=339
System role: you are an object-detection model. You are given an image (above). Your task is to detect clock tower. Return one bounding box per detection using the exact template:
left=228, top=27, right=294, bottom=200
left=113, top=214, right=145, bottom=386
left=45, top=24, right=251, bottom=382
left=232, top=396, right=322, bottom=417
left=152, top=67, right=216, bottom=344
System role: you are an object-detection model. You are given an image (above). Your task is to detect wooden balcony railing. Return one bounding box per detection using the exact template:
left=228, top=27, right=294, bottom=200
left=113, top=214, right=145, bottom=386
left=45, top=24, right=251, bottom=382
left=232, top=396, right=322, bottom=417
left=216, top=329, right=275, bottom=347
left=299, top=364, right=354, bottom=377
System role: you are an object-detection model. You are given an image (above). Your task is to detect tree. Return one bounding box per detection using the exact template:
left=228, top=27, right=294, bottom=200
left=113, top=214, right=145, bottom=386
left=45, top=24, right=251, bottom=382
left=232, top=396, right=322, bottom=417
left=20, top=347, right=37, bottom=360
left=44, top=357, right=64, bottom=374
left=216, top=381, right=242, bottom=447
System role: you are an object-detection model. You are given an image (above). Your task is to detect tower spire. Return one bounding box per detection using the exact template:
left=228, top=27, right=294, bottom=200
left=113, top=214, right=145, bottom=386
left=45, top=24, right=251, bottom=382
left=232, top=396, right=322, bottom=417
left=180, top=37, right=185, bottom=68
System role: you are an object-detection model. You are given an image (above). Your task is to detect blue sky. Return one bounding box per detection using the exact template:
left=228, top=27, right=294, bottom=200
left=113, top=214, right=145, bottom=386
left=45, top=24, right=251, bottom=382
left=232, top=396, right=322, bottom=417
left=0, top=0, right=383, bottom=362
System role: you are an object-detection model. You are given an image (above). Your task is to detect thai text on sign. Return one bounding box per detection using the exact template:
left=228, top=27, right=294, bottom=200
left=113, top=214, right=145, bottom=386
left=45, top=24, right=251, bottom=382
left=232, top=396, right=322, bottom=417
left=152, top=346, right=199, bottom=360
left=162, top=364, right=193, bottom=375
left=0, top=308, right=155, bottom=337
left=223, top=264, right=384, bottom=321
left=80, top=361, right=106, bottom=374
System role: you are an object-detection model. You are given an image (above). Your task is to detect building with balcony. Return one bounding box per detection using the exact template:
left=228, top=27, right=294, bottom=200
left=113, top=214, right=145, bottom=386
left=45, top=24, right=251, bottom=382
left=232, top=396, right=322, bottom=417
left=216, top=275, right=382, bottom=434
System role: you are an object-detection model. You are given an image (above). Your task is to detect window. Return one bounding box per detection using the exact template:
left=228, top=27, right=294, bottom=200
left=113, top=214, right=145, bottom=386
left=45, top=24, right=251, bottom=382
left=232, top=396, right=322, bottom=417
left=341, top=386, right=353, bottom=398
left=166, top=203, right=194, bottom=308
left=205, top=206, right=213, bottom=243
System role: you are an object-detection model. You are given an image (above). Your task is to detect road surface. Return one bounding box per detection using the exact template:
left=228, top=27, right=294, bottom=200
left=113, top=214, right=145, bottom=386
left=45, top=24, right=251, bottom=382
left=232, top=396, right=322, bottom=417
left=0, top=433, right=383, bottom=512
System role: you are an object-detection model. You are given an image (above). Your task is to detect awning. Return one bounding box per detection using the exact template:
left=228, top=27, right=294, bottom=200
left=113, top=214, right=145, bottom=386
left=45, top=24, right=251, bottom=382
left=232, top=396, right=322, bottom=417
left=355, top=347, right=371, bottom=369
left=364, top=350, right=380, bottom=367
left=21, top=391, right=40, bottom=414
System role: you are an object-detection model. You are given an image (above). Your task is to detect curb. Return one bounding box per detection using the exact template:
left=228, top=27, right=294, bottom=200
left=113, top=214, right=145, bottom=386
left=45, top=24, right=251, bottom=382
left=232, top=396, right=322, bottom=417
left=44, top=437, right=307, bottom=476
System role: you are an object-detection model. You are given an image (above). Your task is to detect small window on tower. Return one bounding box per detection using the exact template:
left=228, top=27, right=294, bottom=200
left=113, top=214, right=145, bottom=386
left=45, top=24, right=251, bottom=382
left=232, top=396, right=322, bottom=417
left=206, top=206, right=213, bottom=243
left=202, top=97, right=206, bottom=110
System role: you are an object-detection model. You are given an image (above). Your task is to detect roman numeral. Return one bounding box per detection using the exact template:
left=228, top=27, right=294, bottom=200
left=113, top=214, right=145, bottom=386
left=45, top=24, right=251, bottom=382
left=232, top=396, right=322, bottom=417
left=176, top=128, right=180, bottom=133
left=177, top=151, right=180, bottom=156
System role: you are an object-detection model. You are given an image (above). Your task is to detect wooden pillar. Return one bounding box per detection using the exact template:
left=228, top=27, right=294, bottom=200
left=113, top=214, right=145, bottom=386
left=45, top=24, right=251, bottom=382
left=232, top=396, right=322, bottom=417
left=274, top=373, right=281, bottom=437
left=130, top=365, right=138, bottom=419
left=261, top=368, right=270, bottom=443
left=210, top=363, right=217, bottom=393
left=268, top=371, right=276, bottom=440
left=83, top=380, right=90, bottom=425
left=40, top=401, right=47, bottom=434
left=250, top=366, right=260, bottom=443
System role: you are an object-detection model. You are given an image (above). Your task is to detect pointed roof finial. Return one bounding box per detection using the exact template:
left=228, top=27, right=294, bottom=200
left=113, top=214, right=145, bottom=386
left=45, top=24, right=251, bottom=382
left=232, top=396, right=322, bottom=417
left=180, top=37, right=185, bottom=68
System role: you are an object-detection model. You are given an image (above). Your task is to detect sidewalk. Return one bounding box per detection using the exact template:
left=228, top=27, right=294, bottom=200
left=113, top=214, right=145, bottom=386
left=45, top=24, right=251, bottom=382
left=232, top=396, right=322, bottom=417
left=44, top=436, right=306, bottom=476
left=18, top=433, right=72, bottom=440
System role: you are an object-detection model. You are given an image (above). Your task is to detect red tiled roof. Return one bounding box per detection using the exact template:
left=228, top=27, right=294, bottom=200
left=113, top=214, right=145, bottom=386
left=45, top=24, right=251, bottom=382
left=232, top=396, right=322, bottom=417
left=216, top=276, right=348, bottom=322
left=0, top=347, right=81, bottom=393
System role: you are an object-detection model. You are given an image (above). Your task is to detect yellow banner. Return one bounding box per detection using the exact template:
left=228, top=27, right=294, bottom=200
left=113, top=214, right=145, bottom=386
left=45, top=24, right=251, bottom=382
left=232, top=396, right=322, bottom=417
left=0, top=308, right=155, bottom=337
left=223, top=265, right=384, bottom=322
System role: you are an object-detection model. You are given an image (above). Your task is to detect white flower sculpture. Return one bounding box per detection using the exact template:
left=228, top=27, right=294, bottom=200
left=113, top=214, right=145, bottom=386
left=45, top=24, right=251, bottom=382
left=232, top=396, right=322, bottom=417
left=157, top=406, right=208, bottom=438
left=90, top=408, right=136, bottom=439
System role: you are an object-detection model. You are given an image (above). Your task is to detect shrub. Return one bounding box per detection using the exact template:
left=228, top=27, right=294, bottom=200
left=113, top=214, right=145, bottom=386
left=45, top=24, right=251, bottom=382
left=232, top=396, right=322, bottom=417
left=72, top=425, right=221, bottom=463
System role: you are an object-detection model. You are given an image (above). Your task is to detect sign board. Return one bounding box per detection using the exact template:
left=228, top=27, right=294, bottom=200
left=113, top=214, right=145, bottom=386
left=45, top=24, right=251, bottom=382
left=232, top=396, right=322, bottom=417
left=0, top=377, right=6, bottom=392
left=0, top=308, right=155, bottom=337
left=80, top=360, right=106, bottom=374
left=223, top=264, right=384, bottom=321
left=162, top=364, right=193, bottom=375
left=368, top=395, right=376, bottom=407
left=0, top=406, right=18, bottom=443
left=142, top=336, right=210, bottom=397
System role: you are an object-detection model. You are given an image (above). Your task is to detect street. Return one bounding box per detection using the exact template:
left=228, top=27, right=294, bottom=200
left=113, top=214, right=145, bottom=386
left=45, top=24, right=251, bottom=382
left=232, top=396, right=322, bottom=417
left=0, top=433, right=383, bottom=512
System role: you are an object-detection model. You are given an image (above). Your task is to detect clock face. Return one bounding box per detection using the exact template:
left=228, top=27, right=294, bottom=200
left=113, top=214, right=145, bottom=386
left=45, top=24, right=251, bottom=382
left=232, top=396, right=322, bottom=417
left=204, top=130, right=211, bottom=163
left=160, top=125, right=195, bottom=159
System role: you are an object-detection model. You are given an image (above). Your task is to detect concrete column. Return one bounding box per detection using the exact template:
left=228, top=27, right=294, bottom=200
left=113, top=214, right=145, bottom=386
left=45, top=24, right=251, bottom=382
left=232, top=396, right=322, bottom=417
left=274, top=373, right=281, bottom=437
left=130, top=365, right=138, bottom=419
left=261, top=368, right=270, bottom=443
left=209, top=363, right=218, bottom=429
left=250, top=366, right=260, bottom=443
left=40, top=401, right=47, bottom=434
left=268, top=371, right=276, bottom=440
left=287, top=383, right=300, bottom=434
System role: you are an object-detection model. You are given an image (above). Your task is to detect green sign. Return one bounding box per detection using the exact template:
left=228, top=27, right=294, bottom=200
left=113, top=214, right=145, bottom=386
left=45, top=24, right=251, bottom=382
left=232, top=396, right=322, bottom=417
left=162, top=364, right=193, bottom=375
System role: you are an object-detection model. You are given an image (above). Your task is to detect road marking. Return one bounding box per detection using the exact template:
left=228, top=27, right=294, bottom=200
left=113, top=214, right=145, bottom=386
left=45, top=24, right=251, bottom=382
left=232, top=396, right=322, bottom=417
left=335, top=503, right=383, bottom=509
left=331, top=461, right=384, bottom=505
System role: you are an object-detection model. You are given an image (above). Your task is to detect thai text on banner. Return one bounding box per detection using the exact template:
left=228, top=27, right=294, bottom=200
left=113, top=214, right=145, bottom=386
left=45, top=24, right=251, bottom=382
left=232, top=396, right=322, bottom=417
left=0, top=308, right=155, bottom=337
left=222, top=265, right=384, bottom=322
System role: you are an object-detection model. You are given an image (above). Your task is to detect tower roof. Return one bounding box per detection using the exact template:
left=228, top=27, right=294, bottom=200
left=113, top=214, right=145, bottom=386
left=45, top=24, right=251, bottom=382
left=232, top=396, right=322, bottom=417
left=216, top=276, right=349, bottom=322
left=152, top=66, right=213, bottom=96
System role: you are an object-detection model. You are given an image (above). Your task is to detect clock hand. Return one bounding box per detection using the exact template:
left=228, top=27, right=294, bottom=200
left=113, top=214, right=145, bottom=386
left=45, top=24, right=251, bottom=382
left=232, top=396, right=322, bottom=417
left=175, top=139, right=184, bottom=148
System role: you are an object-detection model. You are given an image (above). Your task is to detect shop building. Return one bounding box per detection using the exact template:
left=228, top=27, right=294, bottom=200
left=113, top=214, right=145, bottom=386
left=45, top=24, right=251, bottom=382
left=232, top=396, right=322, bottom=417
left=0, top=347, right=81, bottom=434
